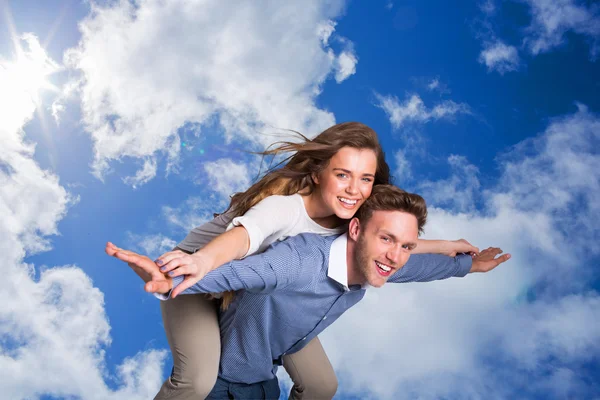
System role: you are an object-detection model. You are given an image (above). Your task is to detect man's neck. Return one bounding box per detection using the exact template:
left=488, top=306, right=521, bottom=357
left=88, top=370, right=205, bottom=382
left=345, top=238, right=364, bottom=287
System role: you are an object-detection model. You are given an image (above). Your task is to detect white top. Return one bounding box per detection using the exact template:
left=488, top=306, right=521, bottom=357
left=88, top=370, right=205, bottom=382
left=228, top=194, right=345, bottom=257
left=177, top=194, right=345, bottom=258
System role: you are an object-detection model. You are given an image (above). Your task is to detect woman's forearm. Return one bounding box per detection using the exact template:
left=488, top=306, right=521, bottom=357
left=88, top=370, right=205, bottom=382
left=413, top=239, right=449, bottom=254
left=413, top=238, right=478, bottom=256
left=191, top=226, right=251, bottom=271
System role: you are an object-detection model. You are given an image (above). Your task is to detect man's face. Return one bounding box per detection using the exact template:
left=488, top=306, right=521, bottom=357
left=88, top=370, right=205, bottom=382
left=352, top=210, right=419, bottom=287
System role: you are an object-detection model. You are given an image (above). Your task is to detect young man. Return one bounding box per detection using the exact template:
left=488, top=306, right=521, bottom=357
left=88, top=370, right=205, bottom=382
left=108, top=185, right=510, bottom=399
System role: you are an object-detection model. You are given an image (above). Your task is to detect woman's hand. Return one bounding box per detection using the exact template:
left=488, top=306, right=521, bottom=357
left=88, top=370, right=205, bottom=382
left=442, top=239, right=479, bottom=257
left=155, top=250, right=214, bottom=297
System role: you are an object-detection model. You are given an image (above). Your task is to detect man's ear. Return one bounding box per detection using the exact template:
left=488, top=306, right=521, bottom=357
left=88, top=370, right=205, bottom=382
left=348, top=217, right=361, bottom=241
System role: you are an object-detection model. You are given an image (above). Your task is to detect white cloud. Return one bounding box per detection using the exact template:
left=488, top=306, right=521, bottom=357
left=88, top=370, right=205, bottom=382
left=163, top=196, right=223, bottom=233
left=126, top=232, right=178, bottom=259
left=479, top=0, right=496, bottom=15
left=321, top=104, right=600, bottom=399
left=63, top=0, right=358, bottom=185
left=0, top=33, right=166, bottom=400
left=394, top=149, right=412, bottom=182
left=376, top=93, right=471, bottom=130
left=122, top=157, right=157, bottom=188
left=425, top=77, right=442, bottom=92
left=203, top=158, right=252, bottom=200
left=523, top=0, right=600, bottom=59
left=479, top=40, right=520, bottom=74
left=317, top=20, right=337, bottom=45
left=417, top=155, right=481, bottom=212
left=334, top=50, right=358, bottom=83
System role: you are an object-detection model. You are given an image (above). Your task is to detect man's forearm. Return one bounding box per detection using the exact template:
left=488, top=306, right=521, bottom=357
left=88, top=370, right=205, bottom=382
left=182, top=255, right=280, bottom=295
left=389, top=253, right=472, bottom=283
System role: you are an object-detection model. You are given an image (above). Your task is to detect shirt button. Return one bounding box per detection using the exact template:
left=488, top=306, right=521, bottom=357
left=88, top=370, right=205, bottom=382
left=322, top=316, right=327, bottom=320
left=302, top=337, right=307, bottom=340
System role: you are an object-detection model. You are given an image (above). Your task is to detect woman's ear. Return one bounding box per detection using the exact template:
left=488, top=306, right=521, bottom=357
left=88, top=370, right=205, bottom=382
left=348, top=217, right=361, bottom=241
left=311, top=172, right=320, bottom=185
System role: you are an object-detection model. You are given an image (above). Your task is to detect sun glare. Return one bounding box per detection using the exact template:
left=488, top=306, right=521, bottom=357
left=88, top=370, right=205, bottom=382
left=0, top=33, right=61, bottom=133
left=3, top=33, right=60, bottom=102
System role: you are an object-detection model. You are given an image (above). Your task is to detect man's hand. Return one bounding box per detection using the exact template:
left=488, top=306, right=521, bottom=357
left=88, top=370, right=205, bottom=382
left=105, top=242, right=173, bottom=294
left=470, top=247, right=511, bottom=273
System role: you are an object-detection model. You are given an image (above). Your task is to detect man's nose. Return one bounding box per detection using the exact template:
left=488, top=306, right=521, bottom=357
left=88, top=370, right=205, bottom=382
left=386, top=244, right=403, bottom=265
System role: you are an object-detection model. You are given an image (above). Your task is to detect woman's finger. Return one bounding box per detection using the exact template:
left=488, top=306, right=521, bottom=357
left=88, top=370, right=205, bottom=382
left=156, top=251, right=187, bottom=266
left=169, top=265, right=191, bottom=278
left=160, top=257, right=188, bottom=273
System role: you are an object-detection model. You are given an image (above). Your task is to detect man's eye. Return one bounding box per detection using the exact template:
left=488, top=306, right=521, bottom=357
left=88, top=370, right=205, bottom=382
left=381, top=236, right=390, bottom=242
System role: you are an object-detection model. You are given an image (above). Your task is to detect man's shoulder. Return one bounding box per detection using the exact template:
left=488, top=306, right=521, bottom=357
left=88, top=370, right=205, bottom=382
left=263, top=232, right=338, bottom=264
left=284, top=232, right=339, bottom=248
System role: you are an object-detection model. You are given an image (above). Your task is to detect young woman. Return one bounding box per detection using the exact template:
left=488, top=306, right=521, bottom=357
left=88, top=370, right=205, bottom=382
left=137, top=122, right=477, bottom=399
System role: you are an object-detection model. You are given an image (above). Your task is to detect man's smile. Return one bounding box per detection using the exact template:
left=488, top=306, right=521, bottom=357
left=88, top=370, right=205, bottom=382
left=375, top=260, right=393, bottom=277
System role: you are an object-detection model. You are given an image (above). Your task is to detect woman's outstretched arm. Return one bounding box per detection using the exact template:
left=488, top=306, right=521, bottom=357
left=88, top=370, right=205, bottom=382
left=155, top=226, right=251, bottom=297
left=413, top=238, right=479, bottom=256
left=155, top=195, right=302, bottom=297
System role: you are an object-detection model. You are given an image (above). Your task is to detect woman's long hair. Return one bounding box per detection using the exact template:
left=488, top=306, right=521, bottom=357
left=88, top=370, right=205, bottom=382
left=224, top=121, right=391, bottom=218
left=220, top=122, right=390, bottom=310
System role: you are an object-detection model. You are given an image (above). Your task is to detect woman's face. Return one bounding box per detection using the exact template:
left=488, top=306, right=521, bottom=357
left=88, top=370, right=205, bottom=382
left=314, top=146, right=378, bottom=220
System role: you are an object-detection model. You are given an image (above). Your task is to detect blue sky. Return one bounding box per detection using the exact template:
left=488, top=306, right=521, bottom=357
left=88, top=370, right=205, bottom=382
left=1, top=0, right=599, bottom=399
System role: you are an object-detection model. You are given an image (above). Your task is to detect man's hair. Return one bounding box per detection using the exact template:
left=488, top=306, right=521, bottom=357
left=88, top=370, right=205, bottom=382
left=356, top=185, right=427, bottom=234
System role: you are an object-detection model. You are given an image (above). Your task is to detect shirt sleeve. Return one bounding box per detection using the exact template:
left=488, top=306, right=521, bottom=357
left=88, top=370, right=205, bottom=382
left=176, top=212, right=233, bottom=253
left=180, top=234, right=313, bottom=295
left=388, top=253, right=472, bottom=283
left=227, top=195, right=301, bottom=257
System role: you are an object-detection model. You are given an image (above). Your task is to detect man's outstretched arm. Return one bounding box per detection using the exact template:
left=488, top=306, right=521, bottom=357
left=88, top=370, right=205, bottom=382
left=388, top=247, right=511, bottom=283
left=106, top=235, right=309, bottom=298
left=105, top=242, right=173, bottom=294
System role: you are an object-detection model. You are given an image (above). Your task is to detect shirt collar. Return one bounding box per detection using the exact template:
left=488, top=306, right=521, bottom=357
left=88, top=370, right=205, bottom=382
left=327, top=233, right=349, bottom=289
left=328, top=233, right=372, bottom=290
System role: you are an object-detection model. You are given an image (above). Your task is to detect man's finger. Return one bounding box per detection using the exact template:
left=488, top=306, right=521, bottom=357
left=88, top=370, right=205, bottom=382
left=115, top=251, right=152, bottom=269
left=487, top=253, right=511, bottom=271
left=105, top=242, right=118, bottom=256
left=145, top=280, right=171, bottom=294
left=496, top=253, right=511, bottom=265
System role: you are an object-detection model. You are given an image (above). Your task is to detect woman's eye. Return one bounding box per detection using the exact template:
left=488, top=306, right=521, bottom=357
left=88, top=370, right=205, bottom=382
left=362, top=178, right=373, bottom=183
left=337, top=173, right=348, bottom=178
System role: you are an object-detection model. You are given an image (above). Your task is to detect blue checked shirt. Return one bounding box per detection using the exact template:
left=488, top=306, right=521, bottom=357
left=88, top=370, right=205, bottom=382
left=174, top=233, right=472, bottom=384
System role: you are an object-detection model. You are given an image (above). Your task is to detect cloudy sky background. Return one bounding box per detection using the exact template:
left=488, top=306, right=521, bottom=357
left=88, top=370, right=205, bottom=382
left=1, top=0, right=599, bottom=399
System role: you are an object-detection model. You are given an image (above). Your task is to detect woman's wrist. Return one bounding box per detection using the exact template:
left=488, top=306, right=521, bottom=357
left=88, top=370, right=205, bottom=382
left=190, top=250, right=217, bottom=272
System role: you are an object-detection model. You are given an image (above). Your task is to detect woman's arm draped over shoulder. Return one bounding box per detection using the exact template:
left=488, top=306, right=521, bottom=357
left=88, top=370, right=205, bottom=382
left=158, top=195, right=301, bottom=296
